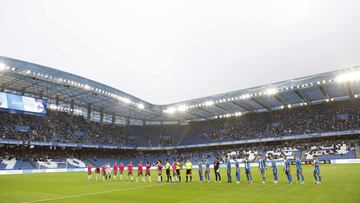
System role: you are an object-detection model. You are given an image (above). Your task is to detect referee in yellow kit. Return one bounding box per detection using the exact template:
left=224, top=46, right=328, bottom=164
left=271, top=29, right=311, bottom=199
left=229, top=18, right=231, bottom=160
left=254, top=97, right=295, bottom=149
left=165, top=159, right=171, bottom=182
left=185, top=160, right=193, bottom=182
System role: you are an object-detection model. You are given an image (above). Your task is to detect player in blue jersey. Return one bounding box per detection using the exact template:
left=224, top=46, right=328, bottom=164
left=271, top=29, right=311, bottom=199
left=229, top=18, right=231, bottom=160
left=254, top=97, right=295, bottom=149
left=283, top=155, right=293, bottom=184
left=294, top=154, right=304, bottom=184
left=313, top=155, right=322, bottom=184
left=204, top=159, right=210, bottom=183
left=226, top=156, right=232, bottom=183
left=233, top=157, right=241, bottom=184
left=244, top=155, right=253, bottom=183
left=258, top=155, right=266, bottom=184
left=198, top=160, right=204, bottom=183
left=269, top=155, right=278, bottom=184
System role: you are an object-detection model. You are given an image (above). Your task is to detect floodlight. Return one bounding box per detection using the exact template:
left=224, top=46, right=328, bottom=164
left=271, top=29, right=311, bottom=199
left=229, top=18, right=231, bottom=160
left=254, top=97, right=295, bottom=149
left=177, top=105, right=188, bottom=112
left=84, top=85, right=91, bottom=90
left=165, top=107, right=176, bottom=114
left=335, top=70, right=360, bottom=83
left=205, top=100, right=214, bottom=106
left=0, top=63, right=5, bottom=71
left=137, top=103, right=145, bottom=109
left=265, top=88, right=278, bottom=95
left=49, top=104, right=57, bottom=110
left=122, top=98, right=131, bottom=104
left=235, top=112, right=242, bottom=116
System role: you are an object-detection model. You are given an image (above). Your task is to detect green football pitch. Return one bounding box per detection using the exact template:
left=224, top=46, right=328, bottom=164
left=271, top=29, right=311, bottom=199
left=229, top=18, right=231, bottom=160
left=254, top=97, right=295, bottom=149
left=0, top=164, right=359, bottom=203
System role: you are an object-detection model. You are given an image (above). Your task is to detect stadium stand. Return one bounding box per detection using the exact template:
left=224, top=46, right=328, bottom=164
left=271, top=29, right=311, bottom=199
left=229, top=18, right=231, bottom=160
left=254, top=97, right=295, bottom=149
left=1, top=100, right=359, bottom=148
left=0, top=138, right=358, bottom=170
left=0, top=56, right=360, bottom=171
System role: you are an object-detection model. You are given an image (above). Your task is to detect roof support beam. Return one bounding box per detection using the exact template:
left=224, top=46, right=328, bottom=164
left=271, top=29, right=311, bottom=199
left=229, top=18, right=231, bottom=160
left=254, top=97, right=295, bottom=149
left=214, top=104, right=232, bottom=114
left=319, top=85, right=330, bottom=99
left=193, top=108, right=213, bottom=118
left=198, top=107, right=215, bottom=115
left=346, top=82, right=354, bottom=98
left=170, top=113, right=188, bottom=121
left=184, top=111, right=208, bottom=120
left=0, top=71, right=12, bottom=86
left=21, top=79, right=40, bottom=91
left=231, top=101, right=251, bottom=111
left=251, top=98, right=271, bottom=111
left=294, top=89, right=309, bottom=103
left=274, top=95, right=288, bottom=106
left=61, top=89, right=89, bottom=101
left=0, top=76, right=17, bottom=89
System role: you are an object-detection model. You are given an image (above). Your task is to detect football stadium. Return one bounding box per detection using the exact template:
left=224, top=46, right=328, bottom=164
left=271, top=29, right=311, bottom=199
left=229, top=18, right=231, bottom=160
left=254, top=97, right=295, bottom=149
left=1, top=1, right=360, bottom=203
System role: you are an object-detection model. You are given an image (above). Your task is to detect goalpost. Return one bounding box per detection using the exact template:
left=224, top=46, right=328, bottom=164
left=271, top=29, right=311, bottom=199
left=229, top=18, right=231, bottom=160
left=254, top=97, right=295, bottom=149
left=37, top=161, right=68, bottom=170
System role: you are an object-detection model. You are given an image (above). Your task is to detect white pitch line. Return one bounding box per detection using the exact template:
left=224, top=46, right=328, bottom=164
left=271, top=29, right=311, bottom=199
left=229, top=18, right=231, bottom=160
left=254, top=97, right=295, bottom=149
left=22, top=184, right=164, bottom=203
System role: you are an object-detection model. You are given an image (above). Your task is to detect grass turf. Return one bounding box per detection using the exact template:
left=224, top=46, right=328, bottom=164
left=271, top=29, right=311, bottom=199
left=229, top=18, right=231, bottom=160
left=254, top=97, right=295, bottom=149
left=0, top=164, right=359, bottom=203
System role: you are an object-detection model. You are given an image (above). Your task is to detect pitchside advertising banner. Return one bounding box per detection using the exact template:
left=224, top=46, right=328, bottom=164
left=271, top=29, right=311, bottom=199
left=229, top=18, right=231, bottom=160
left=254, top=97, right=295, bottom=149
left=0, top=92, right=47, bottom=114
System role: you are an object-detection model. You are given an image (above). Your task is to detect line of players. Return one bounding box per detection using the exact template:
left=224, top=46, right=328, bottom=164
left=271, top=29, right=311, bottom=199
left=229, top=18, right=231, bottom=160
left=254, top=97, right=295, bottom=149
left=222, top=154, right=322, bottom=185
left=87, top=154, right=322, bottom=184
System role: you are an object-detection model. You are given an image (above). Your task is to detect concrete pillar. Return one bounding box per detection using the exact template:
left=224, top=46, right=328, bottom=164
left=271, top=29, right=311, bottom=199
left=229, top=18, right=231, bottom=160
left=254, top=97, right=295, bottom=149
left=55, top=95, right=59, bottom=105
left=87, top=104, right=91, bottom=123
left=112, top=113, right=116, bottom=126
left=70, top=99, right=74, bottom=116
left=100, top=108, right=104, bottom=126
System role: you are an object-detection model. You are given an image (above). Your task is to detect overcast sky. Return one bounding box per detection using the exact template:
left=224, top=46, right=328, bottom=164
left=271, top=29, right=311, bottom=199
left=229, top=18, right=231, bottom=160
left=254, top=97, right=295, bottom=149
left=1, top=0, right=360, bottom=104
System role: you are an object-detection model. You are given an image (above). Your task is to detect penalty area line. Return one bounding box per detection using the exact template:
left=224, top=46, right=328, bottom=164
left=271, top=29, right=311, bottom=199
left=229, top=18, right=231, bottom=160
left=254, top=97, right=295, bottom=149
left=22, top=184, right=164, bottom=203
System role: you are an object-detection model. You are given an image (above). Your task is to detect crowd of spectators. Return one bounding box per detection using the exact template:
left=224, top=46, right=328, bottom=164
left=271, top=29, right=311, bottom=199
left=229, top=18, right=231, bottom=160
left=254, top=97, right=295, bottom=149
left=182, top=100, right=360, bottom=144
left=0, top=111, right=135, bottom=147
left=0, top=100, right=359, bottom=147
left=1, top=139, right=356, bottom=169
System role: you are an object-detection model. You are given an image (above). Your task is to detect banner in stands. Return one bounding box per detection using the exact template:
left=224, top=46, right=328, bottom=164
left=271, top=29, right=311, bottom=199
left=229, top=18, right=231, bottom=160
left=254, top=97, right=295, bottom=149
left=0, top=92, right=47, bottom=114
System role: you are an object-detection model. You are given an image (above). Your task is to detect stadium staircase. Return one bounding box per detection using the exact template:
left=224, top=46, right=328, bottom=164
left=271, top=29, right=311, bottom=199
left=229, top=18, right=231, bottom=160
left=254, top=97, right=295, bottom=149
left=355, top=143, right=360, bottom=159
left=143, top=128, right=152, bottom=147
left=128, top=127, right=148, bottom=147
left=175, top=125, right=192, bottom=146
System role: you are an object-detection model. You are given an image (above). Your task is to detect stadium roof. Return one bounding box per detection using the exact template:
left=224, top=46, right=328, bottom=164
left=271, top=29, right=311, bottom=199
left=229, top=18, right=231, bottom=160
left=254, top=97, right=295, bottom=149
left=1, top=56, right=359, bottom=124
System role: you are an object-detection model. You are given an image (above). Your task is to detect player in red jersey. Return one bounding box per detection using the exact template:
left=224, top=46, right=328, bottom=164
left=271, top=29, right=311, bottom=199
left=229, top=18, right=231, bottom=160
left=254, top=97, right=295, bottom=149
left=172, top=160, right=178, bottom=182
left=101, top=164, right=106, bottom=181
left=113, top=162, right=118, bottom=181
left=127, top=161, right=134, bottom=182
left=119, top=162, right=125, bottom=181
left=137, top=161, right=144, bottom=182
left=87, top=164, right=92, bottom=181
left=145, top=161, right=152, bottom=182
left=157, top=160, right=163, bottom=183
left=95, top=166, right=100, bottom=180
